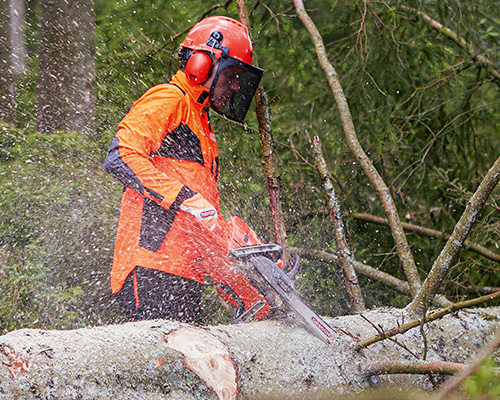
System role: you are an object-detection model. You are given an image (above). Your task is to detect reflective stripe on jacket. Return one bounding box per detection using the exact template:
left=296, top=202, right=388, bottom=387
left=104, top=70, right=220, bottom=293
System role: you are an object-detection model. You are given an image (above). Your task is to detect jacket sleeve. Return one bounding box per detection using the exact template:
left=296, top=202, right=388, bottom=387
left=103, top=85, right=196, bottom=208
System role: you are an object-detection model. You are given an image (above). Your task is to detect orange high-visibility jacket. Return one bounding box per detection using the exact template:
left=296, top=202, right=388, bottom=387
left=104, top=70, right=220, bottom=294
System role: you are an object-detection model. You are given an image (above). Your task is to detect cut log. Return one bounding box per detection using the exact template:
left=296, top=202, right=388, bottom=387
left=1, top=307, right=499, bottom=399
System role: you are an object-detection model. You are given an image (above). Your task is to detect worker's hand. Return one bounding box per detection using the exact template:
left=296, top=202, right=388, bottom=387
left=180, top=193, right=218, bottom=230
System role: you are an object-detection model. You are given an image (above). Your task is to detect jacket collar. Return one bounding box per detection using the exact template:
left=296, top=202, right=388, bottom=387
left=171, top=70, right=210, bottom=109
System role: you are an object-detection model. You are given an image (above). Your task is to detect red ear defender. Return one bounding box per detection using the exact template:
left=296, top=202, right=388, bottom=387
left=185, top=52, right=213, bottom=83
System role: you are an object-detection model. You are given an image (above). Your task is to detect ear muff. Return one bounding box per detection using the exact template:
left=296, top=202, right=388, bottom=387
left=185, top=51, right=213, bottom=83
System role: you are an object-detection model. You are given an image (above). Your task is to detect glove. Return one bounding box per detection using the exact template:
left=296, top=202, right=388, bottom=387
left=180, top=193, right=219, bottom=231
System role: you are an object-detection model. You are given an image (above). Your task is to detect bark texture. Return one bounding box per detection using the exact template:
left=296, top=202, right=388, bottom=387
left=37, top=0, right=96, bottom=135
left=0, top=0, right=16, bottom=125
left=1, top=307, right=500, bottom=399
left=9, top=0, right=27, bottom=74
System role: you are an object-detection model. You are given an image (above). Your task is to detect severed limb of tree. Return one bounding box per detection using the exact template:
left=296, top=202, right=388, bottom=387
left=467, top=286, right=500, bottom=294
left=356, top=290, right=500, bottom=350
left=289, top=246, right=450, bottom=308
left=236, top=0, right=289, bottom=261
left=353, top=212, right=500, bottom=264
left=406, top=156, right=500, bottom=316
left=366, top=361, right=464, bottom=378
left=434, top=326, right=500, bottom=400
left=401, top=5, right=500, bottom=84
left=293, top=0, right=422, bottom=297
left=311, top=136, right=365, bottom=312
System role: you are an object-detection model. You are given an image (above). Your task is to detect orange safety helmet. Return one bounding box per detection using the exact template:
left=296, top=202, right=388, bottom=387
left=179, top=16, right=264, bottom=123
left=180, top=16, right=254, bottom=65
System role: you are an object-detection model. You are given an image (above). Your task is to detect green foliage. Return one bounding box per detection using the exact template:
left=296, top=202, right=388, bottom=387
left=0, top=122, right=123, bottom=330
left=463, top=356, right=500, bottom=399
left=0, top=242, right=84, bottom=333
left=2, top=0, right=500, bottom=332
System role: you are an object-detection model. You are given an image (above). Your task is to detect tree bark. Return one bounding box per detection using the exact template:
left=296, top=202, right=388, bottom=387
left=236, top=0, right=289, bottom=261
left=37, top=0, right=96, bottom=136
left=0, top=0, right=16, bottom=125
left=357, top=291, right=500, bottom=350
left=407, top=156, right=500, bottom=316
left=9, top=0, right=27, bottom=74
left=293, top=0, right=422, bottom=296
left=435, top=326, right=500, bottom=400
left=311, top=136, right=365, bottom=312
left=1, top=307, right=500, bottom=398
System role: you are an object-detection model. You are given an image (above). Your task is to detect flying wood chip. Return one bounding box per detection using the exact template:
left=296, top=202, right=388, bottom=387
left=164, top=326, right=238, bottom=400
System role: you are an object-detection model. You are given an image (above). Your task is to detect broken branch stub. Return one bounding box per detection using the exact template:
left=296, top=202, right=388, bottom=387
left=311, top=135, right=365, bottom=312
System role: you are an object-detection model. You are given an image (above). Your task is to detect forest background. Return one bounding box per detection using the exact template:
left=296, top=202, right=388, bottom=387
left=0, top=0, right=499, bottom=345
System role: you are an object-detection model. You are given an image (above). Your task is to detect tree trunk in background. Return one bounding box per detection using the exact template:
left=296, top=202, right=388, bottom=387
left=0, top=0, right=17, bottom=125
left=37, top=0, right=95, bottom=135
left=9, top=0, right=27, bottom=74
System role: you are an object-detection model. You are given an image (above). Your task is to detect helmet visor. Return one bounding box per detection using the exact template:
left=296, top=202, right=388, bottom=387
left=209, top=56, right=264, bottom=123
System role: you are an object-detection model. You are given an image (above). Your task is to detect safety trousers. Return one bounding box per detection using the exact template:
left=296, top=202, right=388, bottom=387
left=114, top=266, right=203, bottom=324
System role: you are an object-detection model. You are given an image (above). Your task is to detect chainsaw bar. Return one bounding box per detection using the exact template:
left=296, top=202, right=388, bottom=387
left=230, top=246, right=338, bottom=344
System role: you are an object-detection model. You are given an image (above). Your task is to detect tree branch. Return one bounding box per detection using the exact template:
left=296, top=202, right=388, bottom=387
left=407, top=156, right=500, bottom=316
left=289, top=246, right=450, bottom=308
left=366, top=360, right=464, bottom=378
left=236, top=0, right=289, bottom=261
left=401, top=5, right=500, bottom=84
left=311, top=136, right=365, bottom=312
left=353, top=212, right=500, bottom=264
left=356, top=290, right=500, bottom=350
left=293, top=0, right=422, bottom=296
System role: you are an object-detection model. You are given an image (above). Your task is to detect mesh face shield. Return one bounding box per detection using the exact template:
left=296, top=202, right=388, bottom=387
left=208, top=56, right=264, bottom=123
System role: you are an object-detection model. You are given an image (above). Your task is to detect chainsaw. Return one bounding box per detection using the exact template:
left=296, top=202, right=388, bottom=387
left=228, top=244, right=339, bottom=344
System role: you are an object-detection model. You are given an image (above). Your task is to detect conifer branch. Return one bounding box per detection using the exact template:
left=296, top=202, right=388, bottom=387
left=407, top=156, right=500, bottom=316
left=353, top=212, right=500, bottom=264
left=293, top=0, right=422, bottom=296
left=289, top=246, right=450, bottom=308
left=401, top=5, right=500, bottom=83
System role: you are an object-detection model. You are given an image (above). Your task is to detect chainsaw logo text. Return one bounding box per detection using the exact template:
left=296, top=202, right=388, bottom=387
left=311, top=316, right=333, bottom=338
left=200, top=209, right=217, bottom=219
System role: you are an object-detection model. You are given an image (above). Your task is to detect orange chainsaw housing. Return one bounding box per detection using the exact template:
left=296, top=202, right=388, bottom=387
left=200, top=216, right=270, bottom=319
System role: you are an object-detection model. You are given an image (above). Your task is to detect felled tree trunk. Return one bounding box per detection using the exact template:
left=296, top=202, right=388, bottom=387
left=1, top=307, right=500, bottom=399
